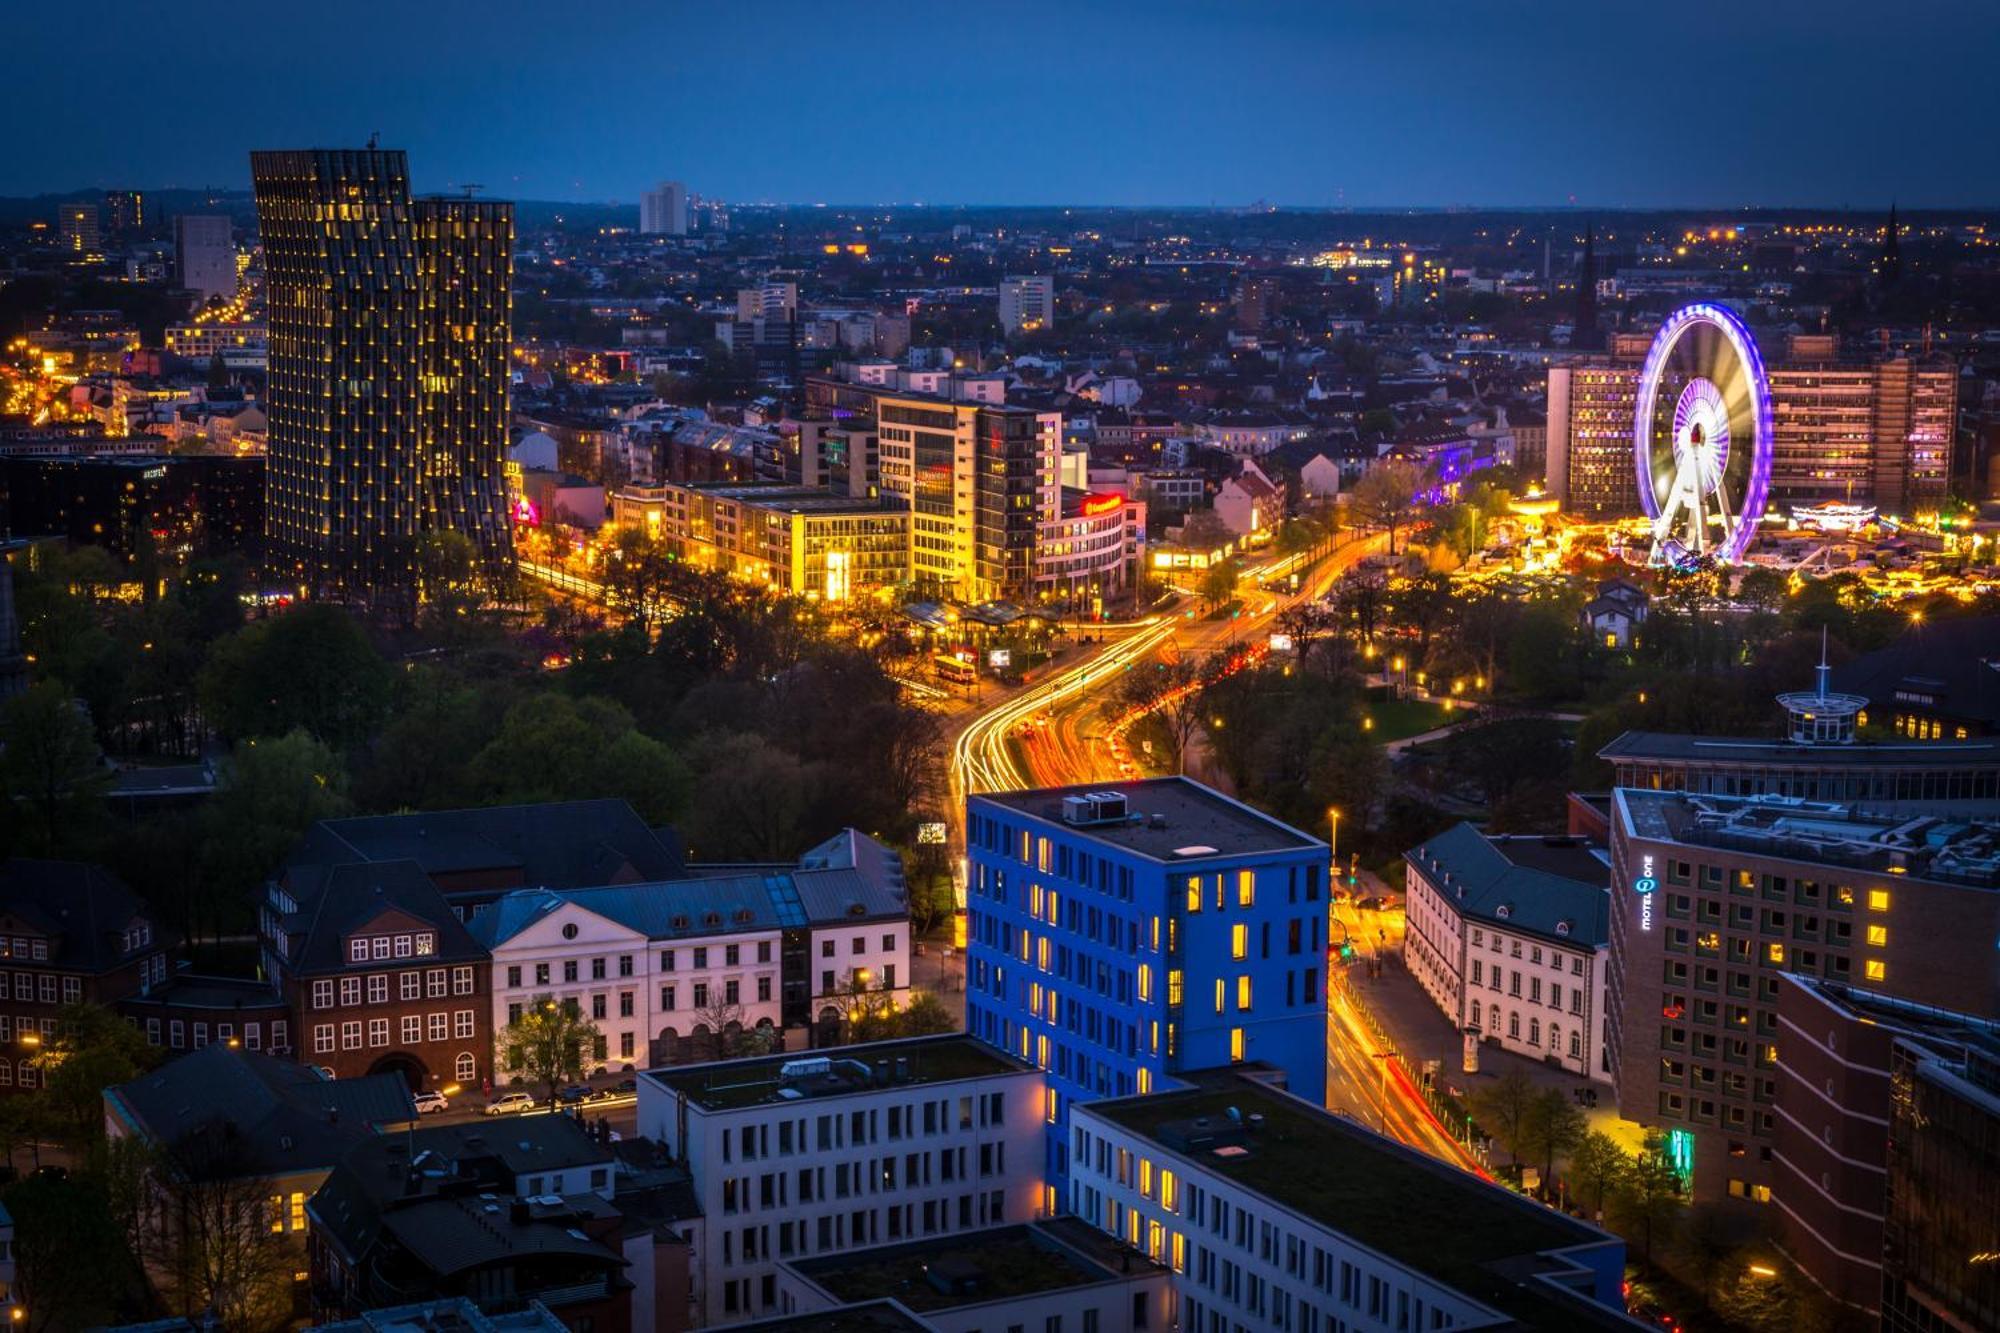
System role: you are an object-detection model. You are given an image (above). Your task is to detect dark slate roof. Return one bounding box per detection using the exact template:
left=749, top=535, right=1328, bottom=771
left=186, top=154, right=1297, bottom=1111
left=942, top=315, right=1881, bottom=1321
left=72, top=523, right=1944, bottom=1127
left=295, top=800, right=684, bottom=890
left=1830, top=616, right=2000, bottom=728
left=1405, top=824, right=1610, bottom=947
left=105, top=1044, right=413, bottom=1175
left=280, top=859, right=489, bottom=973
left=0, top=859, right=158, bottom=974
left=309, top=1114, right=617, bottom=1272
left=468, top=830, right=908, bottom=949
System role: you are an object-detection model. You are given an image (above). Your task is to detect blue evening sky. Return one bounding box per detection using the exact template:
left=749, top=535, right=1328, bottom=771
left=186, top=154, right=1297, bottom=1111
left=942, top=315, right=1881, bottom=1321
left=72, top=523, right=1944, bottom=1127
left=5, top=0, right=1994, bottom=207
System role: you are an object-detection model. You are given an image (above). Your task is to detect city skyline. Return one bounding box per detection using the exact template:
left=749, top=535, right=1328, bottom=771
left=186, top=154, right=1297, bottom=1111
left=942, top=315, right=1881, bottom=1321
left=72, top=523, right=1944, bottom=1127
left=5, top=1, right=1999, bottom=208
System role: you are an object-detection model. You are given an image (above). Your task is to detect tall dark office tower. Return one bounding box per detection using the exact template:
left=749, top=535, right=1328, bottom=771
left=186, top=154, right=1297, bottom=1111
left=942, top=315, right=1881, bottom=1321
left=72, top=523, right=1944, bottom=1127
left=250, top=149, right=513, bottom=601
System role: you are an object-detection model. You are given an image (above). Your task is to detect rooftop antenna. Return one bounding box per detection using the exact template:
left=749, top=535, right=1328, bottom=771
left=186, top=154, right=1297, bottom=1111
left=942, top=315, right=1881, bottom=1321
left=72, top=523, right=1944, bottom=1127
left=1816, top=625, right=1830, bottom=703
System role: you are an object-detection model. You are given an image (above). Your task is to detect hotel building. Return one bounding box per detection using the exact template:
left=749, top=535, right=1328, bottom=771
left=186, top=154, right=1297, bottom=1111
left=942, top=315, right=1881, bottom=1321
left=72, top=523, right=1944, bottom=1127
left=965, top=779, right=1330, bottom=1202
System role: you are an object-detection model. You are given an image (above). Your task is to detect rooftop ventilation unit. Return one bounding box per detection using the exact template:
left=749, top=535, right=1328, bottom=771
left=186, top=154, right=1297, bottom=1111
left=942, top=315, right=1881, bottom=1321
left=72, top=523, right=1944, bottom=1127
left=1062, top=791, right=1129, bottom=826
left=780, top=1057, right=832, bottom=1081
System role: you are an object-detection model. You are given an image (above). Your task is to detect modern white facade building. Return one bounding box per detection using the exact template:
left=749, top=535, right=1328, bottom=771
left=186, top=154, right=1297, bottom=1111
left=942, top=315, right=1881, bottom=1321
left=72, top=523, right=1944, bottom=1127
left=636, top=1035, right=1048, bottom=1326
left=1402, top=825, right=1614, bottom=1084
left=997, top=274, right=1054, bottom=336
left=641, top=181, right=689, bottom=236
left=1070, top=1073, right=1645, bottom=1332
left=174, top=214, right=236, bottom=303
left=470, top=830, right=912, bottom=1074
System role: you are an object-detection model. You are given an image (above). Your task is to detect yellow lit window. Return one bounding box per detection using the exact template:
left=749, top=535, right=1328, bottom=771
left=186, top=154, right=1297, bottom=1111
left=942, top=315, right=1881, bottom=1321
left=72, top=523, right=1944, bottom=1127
left=1230, top=1027, right=1246, bottom=1062
left=1137, top=965, right=1153, bottom=1004
left=269, top=1195, right=285, bottom=1234
left=1037, top=937, right=1050, bottom=970
left=1868, top=889, right=1891, bottom=912
left=1214, top=979, right=1225, bottom=1014
left=1161, top=1168, right=1177, bottom=1212
left=1237, top=976, right=1253, bottom=1010
left=1139, top=1158, right=1153, bottom=1199
left=1231, top=924, right=1248, bottom=960
left=1151, top=916, right=1161, bottom=951
left=1766, top=944, right=1785, bottom=964
left=1237, top=869, right=1255, bottom=907
left=1046, top=890, right=1060, bottom=925
left=1036, top=1034, right=1049, bottom=1068
left=1036, top=838, right=1050, bottom=873
left=1137, top=1067, right=1153, bottom=1094
left=1186, top=877, right=1202, bottom=913
left=1167, top=970, right=1183, bottom=1007
left=1866, top=925, right=1888, bottom=947
left=1865, top=960, right=1886, bottom=982
left=1172, top=1230, right=1187, bottom=1272
left=290, top=1192, right=306, bottom=1231
left=1148, top=1219, right=1164, bottom=1261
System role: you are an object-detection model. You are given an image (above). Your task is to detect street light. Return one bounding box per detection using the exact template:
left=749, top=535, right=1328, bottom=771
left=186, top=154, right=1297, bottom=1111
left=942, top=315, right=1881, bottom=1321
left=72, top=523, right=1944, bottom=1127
left=1327, top=808, right=1341, bottom=891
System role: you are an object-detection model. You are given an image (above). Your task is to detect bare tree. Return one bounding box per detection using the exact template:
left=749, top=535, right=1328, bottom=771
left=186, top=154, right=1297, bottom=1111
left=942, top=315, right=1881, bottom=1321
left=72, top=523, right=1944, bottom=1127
left=1349, top=459, right=1426, bottom=554
left=1274, top=600, right=1337, bottom=667
left=1118, top=647, right=1215, bottom=774
left=150, top=1120, right=299, bottom=1333
left=692, top=990, right=753, bottom=1060
left=498, top=999, right=601, bottom=1102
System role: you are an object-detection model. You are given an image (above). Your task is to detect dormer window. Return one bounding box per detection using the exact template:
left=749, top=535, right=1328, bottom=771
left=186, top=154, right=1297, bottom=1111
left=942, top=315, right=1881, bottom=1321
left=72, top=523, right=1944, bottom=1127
left=30, top=940, right=46, bottom=962
left=349, top=939, right=369, bottom=964
left=414, top=933, right=435, bottom=957
left=394, top=934, right=412, bottom=958
left=372, top=937, right=391, bottom=961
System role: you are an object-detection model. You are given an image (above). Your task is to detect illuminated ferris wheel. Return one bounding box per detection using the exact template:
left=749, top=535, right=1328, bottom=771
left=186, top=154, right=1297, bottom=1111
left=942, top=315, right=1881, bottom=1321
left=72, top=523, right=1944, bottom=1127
left=1633, top=302, right=1773, bottom=566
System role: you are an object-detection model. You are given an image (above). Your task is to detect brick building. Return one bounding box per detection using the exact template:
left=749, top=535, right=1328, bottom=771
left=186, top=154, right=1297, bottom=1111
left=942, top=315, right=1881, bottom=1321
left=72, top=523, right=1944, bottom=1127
left=259, top=859, right=493, bottom=1094
left=0, top=859, right=171, bottom=1094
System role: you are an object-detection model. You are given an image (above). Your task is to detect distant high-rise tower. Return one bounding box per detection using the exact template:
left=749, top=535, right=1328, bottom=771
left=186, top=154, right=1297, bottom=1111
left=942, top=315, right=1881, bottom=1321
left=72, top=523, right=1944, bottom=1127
left=1573, top=222, right=1603, bottom=350
left=104, top=190, right=145, bottom=239
left=640, top=180, right=688, bottom=236
left=174, top=215, right=236, bottom=303
left=250, top=148, right=515, bottom=601
left=1880, top=202, right=1902, bottom=284
left=998, top=274, right=1054, bottom=337
left=57, top=203, right=100, bottom=254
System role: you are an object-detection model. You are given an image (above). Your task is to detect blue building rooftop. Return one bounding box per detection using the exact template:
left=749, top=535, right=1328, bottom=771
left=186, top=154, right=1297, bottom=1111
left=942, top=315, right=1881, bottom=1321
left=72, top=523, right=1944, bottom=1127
left=973, top=777, right=1323, bottom=862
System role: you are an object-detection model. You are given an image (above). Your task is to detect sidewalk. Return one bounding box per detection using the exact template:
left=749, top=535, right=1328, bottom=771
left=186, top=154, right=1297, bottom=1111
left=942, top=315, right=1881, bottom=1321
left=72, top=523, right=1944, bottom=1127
left=1340, top=948, right=1645, bottom=1152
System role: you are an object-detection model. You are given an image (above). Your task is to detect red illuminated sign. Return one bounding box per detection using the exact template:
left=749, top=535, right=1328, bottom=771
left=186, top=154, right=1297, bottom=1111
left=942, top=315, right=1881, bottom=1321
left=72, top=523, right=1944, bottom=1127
left=1080, top=494, right=1124, bottom=518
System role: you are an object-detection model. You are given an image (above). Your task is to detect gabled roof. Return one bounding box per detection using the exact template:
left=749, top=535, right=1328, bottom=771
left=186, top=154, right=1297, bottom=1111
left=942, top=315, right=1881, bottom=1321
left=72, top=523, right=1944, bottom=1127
left=105, top=1044, right=412, bottom=1176
left=0, top=859, right=159, bottom=974
left=279, top=860, right=489, bottom=972
left=1405, top=824, right=1610, bottom=947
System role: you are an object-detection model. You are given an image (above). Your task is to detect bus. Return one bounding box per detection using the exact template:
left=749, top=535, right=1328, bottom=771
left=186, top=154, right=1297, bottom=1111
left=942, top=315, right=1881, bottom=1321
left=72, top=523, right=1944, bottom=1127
left=934, top=654, right=976, bottom=685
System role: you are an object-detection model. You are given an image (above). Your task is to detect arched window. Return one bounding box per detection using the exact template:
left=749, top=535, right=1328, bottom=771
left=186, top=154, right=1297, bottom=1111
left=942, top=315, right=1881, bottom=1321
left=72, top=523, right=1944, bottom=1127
left=455, top=1052, right=476, bottom=1083
left=1469, top=1000, right=1481, bottom=1028
left=0, top=1060, right=13, bottom=1086
left=1507, top=1012, right=1520, bottom=1039
left=1528, top=1018, right=1540, bottom=1046
left=1569, top=1031, right=1582, bottom=1059
left=17, top=1060, right=34, bottom=1088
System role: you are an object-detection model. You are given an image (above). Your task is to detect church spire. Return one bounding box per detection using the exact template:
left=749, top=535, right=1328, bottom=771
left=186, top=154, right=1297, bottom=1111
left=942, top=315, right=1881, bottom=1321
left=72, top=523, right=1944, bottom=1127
left=1880, top=202, right=1902, bottom=284
left=1574, top=223, right=1602, bottom=350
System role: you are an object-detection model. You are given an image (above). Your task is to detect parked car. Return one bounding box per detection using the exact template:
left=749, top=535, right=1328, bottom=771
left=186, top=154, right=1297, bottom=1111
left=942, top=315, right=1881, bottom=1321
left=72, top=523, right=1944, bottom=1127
left=609, top=1078, right=638, bottom=1098
left=484, top=1092, right=537, bottom=1116
left=557, top=1084, right=594, bottom=1106
left=412, top=1090, right=449, bottom=1115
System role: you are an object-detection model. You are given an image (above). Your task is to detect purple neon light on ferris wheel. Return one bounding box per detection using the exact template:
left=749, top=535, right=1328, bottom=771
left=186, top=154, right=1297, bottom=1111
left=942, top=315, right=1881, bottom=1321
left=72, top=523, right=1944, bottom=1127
left=1632, top=301, right=1773, bottom=565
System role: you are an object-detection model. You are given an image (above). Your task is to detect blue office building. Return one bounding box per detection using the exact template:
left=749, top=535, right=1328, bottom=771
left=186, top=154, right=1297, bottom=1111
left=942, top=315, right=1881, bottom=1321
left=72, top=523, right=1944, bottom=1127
left=965, top=778, right=1330, bottom=1203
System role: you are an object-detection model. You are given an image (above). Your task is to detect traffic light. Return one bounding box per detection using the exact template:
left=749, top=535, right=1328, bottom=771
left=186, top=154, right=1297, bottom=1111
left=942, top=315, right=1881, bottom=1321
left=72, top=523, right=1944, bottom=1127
left=1339, top=943, right=1354, bottom=961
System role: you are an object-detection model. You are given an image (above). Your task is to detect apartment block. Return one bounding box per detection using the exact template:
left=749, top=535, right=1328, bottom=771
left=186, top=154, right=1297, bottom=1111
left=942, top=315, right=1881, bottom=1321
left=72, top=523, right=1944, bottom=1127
left=966, top=779, right=1330, bottom=1202
left=636, top=1035, right=1046, bottom=1326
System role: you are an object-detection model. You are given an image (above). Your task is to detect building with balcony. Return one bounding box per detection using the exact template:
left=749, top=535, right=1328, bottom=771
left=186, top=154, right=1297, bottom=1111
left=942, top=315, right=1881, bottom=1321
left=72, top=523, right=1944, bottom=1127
left=965, top=779, right=1330, bottom=1202
left=636, top=1034, right=1046, bottom=1326
left=1069, top=1071, right=1647, bottom=1331
left=1402, top=826, right=1613, bottom=1083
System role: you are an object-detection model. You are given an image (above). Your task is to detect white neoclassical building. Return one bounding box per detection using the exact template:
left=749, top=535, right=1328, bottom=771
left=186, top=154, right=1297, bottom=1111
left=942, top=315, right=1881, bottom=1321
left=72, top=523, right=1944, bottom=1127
left=470, top=829, right=912, bottom=1075
left=1402, top=824, right=1614, bottom=1084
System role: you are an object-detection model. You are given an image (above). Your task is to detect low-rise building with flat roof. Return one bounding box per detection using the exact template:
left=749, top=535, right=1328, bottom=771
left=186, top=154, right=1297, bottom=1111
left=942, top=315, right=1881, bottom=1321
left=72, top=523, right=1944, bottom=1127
left=636, top=1035, right=1045, bottom=1327
left=1071, top=1071, right=1647, bottom=1330
left=772, top=1217, right=1169, bottom=1332
left=612, top=481, right=910, bottom=603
